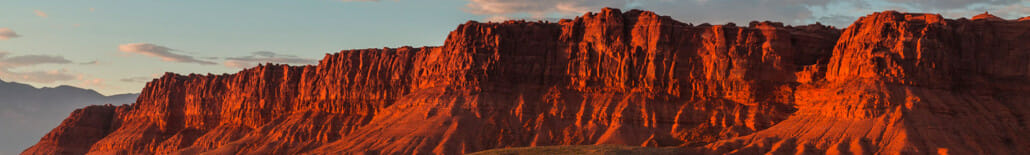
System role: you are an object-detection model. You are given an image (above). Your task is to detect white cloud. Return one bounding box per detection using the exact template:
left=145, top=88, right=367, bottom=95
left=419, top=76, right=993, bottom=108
left=223, top=51, right=317, bottom=68
left=0, top=28, right=20, bottom=40
left=34, top=10, right=48, bottom=18
left=118, top=43, right=217, bottom=65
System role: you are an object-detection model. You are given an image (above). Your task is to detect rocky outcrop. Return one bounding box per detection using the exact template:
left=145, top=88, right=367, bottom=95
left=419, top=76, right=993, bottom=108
left=702, top=11, right=1030, bottom=154
left=22, top=105, right=124, bottom=155
left=972, top=12, right=1004, bottom=21
left=23, top=8, right=1030, bottom=155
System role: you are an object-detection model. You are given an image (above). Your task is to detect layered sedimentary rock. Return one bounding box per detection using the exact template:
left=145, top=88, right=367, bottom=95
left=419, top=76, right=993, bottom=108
left=22, top=105, right=124, bottom=154
left=23, top=8, right=1030, bottom=155
left=702, top=11, right=1030, bottom=154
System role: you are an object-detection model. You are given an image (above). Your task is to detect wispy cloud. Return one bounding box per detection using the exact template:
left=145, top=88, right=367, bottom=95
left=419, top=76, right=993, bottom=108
left=34, top=10, right=48, bottom=18
left=1, top=69, right=77, bottom=83
left=118, top=75, right=156, bottom=83
left=0, top=52, right=73, bottom=68
left=118, top=43, right=217, bottom=65
left=80, top=60, right=98, bottom=65
left=120, top=73, right=163, bottom=83
left=119, top=76, right=155, bottom=83
left=465, top=0, right=604, bottom=16
left=224, top=51, right=317, bottom=68
left=0, top=51, right=77, bottom=83
left=0, top=28, right=20, bottom=40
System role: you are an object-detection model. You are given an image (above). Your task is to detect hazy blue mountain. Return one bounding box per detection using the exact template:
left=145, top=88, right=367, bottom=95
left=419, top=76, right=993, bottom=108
left=0, top=79, right=138, bottom=155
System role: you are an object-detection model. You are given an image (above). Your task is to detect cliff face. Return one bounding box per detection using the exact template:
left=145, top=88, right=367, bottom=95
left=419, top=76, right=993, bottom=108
left=23, top=8, right=1030, bottom=155
left=21, top=105, right=122, bottom=154
left=704, top=11, right=1030, bottom=154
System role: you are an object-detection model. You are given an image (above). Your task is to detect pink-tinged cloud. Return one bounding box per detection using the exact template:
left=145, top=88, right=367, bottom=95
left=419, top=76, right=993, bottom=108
left=466, top=0, right=597, bottom=15
left=118, top=43, right=216, bottom=65
left=0, top=28, right=20, bottom=40
left=0, top=69, right=77, bottom=83
left=34, top=10, right=48, bottom=18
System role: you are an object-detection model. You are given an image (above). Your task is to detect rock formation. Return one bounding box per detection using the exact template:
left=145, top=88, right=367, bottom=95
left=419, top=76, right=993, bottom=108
left=702, top=11, right=1030, bottom=155
left=23, top=8, right=1030, bottom=155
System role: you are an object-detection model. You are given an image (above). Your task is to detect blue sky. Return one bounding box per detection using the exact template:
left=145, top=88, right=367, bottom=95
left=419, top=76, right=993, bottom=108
left=2, top=0, right=1028, bottom=95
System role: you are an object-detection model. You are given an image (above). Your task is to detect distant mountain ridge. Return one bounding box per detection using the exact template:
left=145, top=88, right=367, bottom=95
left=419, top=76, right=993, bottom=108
left=0, top=79, right=138, bottom=155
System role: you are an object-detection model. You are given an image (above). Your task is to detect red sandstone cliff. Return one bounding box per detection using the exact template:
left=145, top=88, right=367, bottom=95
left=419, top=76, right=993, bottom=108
left=22, top=8, right=1030, bottom=155
left=702, top=11, right=1030, bottom=155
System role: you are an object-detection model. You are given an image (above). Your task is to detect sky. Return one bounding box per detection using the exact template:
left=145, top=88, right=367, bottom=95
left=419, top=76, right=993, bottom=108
left=2, top=0, right=1029, bottom=95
